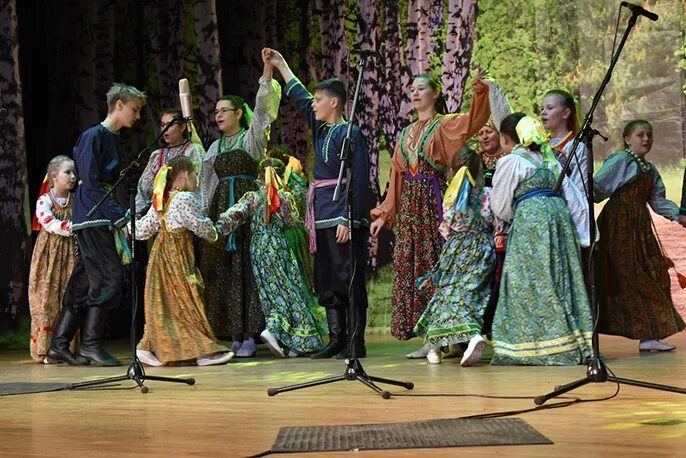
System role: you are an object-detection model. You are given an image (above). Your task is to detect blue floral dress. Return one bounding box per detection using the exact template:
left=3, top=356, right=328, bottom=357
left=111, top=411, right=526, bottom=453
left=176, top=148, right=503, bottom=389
left=414, top=187, right=495, bottom=347
left=490, top=148, right=593, bottom=365
left=216, top=188, right=326, bottom=353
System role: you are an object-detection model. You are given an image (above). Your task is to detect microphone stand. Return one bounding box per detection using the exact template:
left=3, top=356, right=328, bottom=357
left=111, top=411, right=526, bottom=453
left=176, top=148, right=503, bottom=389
left=534, top=10, right=686, bottom=405
left=67, top=117, right=196, bottom=393
left=267, top=54, right=414, bottom=399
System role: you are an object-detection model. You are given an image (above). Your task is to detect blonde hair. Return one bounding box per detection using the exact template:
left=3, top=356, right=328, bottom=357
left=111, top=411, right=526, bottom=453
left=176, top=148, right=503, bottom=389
left=106, top=83, right=147, bottom=112
left=46, top=155, right=74, bottom=187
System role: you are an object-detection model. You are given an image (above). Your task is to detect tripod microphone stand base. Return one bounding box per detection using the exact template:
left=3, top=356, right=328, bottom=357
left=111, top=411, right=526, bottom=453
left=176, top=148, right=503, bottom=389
left=534, top=357, right=686, bottom=406
left=66, top=360, right=196, bottom=394
left=267, top=357, right=414, bottom=399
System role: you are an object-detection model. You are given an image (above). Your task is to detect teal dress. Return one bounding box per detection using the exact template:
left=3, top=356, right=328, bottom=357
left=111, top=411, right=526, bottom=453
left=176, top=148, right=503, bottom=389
left=490, top=148, right=593, bottom=365
left=414, top=187, right=495, bottom=347
left=217, top=188, right=326, bottom=354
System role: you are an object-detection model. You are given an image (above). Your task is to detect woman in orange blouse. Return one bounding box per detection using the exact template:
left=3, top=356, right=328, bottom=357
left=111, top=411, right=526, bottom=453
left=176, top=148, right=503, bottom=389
left=370, top=70, right=501, bottom=357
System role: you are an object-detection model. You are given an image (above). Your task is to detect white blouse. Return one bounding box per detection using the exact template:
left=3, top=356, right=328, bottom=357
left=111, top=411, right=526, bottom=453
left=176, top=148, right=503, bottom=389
left=130, top=191, right=218, bottom=242
left=35, top=192, right=72, bottom=237
left=491, top=148, right=590, bottom=247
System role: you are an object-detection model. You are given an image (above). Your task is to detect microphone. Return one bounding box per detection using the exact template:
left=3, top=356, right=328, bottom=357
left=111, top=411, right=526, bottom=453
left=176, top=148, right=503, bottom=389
left=350, top=48, right=379, bottom=57
left=621, top=1, right=658, bottom=21
left=178, top=79, right=193, bottom=120
left=0, top=108, right=7, bottom=120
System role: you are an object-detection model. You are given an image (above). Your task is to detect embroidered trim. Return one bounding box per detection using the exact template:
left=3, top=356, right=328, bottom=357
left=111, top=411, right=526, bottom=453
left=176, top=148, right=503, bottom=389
left=72, top=219, right=110, bottom=231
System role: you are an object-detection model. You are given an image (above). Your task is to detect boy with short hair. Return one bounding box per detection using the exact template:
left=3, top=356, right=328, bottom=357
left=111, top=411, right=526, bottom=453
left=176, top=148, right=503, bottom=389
left=268, top=48, right=371, bottom=359
left=47, top=83, right=146, bottom=366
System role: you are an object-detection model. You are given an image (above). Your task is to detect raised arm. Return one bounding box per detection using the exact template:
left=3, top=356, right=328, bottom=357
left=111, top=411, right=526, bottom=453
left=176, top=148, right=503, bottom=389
left=430, top=78, right=492, bottom=166
left=267, top=48, right=318, bottom=132
left=243, top=52, right=282, bottom=161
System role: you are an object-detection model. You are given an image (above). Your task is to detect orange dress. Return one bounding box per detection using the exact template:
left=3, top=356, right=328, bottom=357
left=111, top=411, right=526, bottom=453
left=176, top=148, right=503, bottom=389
left=371, top=80, right=491, bottom=340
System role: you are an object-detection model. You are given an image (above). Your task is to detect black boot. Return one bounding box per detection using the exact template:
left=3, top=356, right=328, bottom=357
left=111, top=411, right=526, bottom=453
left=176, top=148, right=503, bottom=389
left=311, top=308, right=347, bottom=359
left=337, top=307, right=367, bottom=359
left=46, top=307, right=89, bottom=365
left=77, top=307, right=121, bottom=366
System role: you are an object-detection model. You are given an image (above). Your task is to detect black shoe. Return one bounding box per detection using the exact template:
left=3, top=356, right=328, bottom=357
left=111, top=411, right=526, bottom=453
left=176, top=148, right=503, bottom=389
left=311, top=308, right=347, bottom=359
left=46, top=348, right=90, bottom=365
left=77, top=307, right=121, bottom=366
left=47, top=307, right=90, bottom=366
left=311, top=343, right=347, bottom=359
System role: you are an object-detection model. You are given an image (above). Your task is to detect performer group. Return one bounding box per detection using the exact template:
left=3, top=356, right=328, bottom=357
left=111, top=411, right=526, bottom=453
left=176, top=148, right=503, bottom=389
left=27, top=47, right=686, bottom=370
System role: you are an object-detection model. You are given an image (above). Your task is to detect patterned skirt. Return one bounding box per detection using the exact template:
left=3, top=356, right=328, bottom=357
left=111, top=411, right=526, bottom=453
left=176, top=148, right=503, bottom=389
left=414, top=230, right=495, bottom=347
left=391, top=167, right=445, bottom=340
left=28, top=230, right=75, bottom=362
left=491, top=195, right=593, bottom=365
left=596, top=175, right=685, bottom=339
left=139, top=228, right=228, bottom=363
left=250, top=227, right=325, bottom=353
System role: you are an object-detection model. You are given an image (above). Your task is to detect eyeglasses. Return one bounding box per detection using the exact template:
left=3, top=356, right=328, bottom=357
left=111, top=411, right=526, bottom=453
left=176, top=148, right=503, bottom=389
left=214, top=108, right=240, bottom=115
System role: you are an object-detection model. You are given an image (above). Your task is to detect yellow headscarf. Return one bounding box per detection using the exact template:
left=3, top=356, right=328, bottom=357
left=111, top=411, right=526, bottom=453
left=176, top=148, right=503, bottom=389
left=443, top=166, right=475, bottom=213
left=151, top=164, right=171, bottom=212
left=516, top=116, right=560, bottom=174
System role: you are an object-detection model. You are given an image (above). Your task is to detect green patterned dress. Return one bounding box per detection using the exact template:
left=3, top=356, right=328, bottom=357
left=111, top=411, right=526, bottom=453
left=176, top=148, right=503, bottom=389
left=414, top=187, right=495, bottom=347
left=217, top=188, right=326, bottom=353
left=490, top=148, right=593, bottom=365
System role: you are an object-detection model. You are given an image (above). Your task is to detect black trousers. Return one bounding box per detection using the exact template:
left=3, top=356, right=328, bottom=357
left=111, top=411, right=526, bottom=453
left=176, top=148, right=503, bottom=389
left=314, top=227, right=368, bottom=311
left=63, top=226, right=124, bottom=313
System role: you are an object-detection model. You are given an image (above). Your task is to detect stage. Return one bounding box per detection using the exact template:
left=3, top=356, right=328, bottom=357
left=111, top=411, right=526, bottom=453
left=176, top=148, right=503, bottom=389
left=2, top=334, right=686, bottom=457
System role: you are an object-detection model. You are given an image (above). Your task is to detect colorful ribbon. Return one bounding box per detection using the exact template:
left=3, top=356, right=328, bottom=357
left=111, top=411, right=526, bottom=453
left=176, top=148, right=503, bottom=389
left=218, top=174, right=255, bottom=252
left=516, top=116, right=560, bottom=174
left=151, top=165, right=171, bottom=212
left=442, top=166, right=475, bottom=214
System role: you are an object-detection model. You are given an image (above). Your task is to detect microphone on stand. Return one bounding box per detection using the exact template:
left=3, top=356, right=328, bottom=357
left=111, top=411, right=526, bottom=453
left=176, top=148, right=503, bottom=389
left=620, top=1, right=659, bottom=21
left=178, top=78, right=193, bottom=136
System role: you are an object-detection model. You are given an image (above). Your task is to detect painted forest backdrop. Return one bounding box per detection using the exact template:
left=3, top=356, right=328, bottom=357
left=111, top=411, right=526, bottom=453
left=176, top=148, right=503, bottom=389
left=1, top=0, right=685, bottom=330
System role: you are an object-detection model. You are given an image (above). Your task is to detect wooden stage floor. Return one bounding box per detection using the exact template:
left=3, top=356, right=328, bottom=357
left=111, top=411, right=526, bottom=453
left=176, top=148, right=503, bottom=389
left=2, top=333, right=686, bottom=457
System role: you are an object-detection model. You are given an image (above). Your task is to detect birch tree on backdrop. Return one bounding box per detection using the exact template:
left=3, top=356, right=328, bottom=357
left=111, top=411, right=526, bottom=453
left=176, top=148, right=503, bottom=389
left=0, top=0, right=30, bottom=323
left=442, top=0, right=477, bottom=113
left=355, top=0, right=382, bottom=197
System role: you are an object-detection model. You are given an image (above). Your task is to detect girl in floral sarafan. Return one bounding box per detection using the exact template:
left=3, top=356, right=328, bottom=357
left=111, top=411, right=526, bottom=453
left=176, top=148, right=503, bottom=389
left=490, top=113, right=593, bottom=365
left=131, top=156, right=233, bottom=367
left=414, top=147, right=495, bottom=367
left=368, top=71, right=508, bottom=360
left=595, top=120, right=686, bottom=352
left=28, top=155, right=77, bottom=363
left=216, top=158, right=326, bottom=358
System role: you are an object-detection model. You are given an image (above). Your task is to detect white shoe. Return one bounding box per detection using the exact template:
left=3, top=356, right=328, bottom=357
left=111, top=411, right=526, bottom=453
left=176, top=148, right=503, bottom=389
left=460, top=335, right=487, bottom=367
left=196, top=351, right=235, bottom=366
left=260, top=330, right=285, bottom=358
left=136, top=349, right=164, bottom=367
left=426, top=348, right=441, bottom=364
left=639, top=339, right=676, bottom=352
left=406, top=343, right=431, bottom=359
